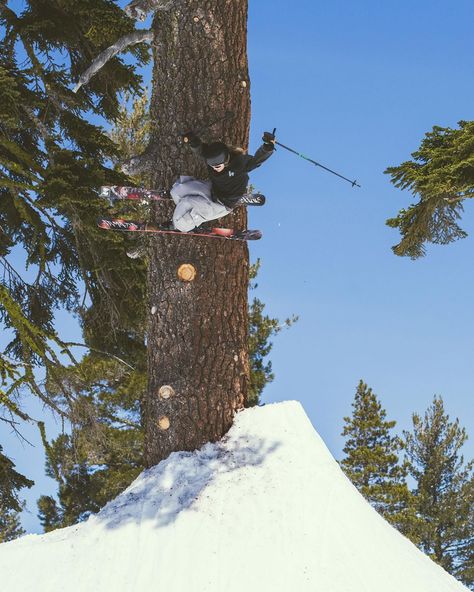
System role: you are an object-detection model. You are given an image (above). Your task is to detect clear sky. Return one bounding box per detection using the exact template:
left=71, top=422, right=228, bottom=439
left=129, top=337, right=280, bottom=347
left=2, top=0, right=474, bottom=534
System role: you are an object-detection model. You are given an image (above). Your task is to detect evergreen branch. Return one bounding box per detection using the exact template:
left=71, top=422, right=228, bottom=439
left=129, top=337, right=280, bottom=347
left=443, top=193, right=474, bottom=204
left=0, top=177, right=35, bottom=192
left=124, top=0, right=177, bottom=21
left=70, top=215, right=97, bottom=315
left=0, top=256, right=28, bottom=291
left=0, top=3, right=19, bottom=28
left=21, top=105, right=57, bottom=155
left=0, top=414, right=36, bottom=448
left=68, top=213, right=128, bottom=336
left=73, top=30, right=154, bottom=93
left=38, top=420, right=65, bottom=485
left=25, top=367, right=68, bottom=419
left=18, top=37, right=63, bottom=112
left=20, top=189, right=65, bottom=236
left=0, top=388, right=31, bottom=422
left=61, top=342, right=135, bottom=371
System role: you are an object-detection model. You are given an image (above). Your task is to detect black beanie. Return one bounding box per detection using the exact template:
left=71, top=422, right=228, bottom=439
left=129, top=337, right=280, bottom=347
left=202, top=142, right=230, bottom=166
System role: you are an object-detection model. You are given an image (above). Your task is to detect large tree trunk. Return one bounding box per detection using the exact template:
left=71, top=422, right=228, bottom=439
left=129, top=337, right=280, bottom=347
left=144, top=0, right=251, bottom=466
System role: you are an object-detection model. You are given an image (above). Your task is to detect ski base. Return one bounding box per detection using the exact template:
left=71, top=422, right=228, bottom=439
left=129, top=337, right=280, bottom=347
left=98, top=218, right=262, bottom=241
left=100, top=186, right=266, bottom=207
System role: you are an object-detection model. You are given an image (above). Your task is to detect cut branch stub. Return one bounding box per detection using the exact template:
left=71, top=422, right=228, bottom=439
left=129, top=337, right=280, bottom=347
left=158, top=415, right=171, bottom=430
left=177, top=263, right=197, bottom=282
left=158, top=385, right=175, bottom=400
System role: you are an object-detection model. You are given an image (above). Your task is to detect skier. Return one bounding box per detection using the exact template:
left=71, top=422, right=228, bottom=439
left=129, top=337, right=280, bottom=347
left=169, top=130, right=276, bottom=232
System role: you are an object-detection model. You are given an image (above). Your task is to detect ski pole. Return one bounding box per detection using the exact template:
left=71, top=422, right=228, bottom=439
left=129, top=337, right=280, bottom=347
left=273, top=130, right=361, bottom=188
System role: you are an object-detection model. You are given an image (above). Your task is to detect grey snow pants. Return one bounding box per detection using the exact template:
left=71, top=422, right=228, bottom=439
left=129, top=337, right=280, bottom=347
left=170, top=176, right=231, bottom=232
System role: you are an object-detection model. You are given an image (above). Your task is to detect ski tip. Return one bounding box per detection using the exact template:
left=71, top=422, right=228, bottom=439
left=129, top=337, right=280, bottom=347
left=245, top=229, right=263, bottom=240
left=97, top=217, right=112, bottom=229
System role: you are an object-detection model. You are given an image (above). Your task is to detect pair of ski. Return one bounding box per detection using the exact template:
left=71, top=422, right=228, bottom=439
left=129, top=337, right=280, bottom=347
left=98, top=186, right=265, bottom=242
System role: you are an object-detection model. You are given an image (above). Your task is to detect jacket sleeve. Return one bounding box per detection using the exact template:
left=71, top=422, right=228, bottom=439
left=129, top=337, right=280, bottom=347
left=245, top=144, right=275, bottom=172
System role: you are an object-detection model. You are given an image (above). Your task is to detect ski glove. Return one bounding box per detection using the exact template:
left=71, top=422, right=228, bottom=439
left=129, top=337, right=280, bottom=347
left=184, top=131, right=201, bottom=148
left=262, top=130, right=276, bottom=150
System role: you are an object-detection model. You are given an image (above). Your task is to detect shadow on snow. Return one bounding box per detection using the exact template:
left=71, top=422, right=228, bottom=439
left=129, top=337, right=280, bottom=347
left=95, top=434, right=281, bottom=530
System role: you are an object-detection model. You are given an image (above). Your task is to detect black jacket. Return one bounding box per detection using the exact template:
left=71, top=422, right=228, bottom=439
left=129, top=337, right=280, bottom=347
left=190, top=140, right=274, bottom=208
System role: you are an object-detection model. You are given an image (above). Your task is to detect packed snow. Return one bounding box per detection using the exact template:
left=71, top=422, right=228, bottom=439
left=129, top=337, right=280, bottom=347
left=0, top=401, right=469, bottom=591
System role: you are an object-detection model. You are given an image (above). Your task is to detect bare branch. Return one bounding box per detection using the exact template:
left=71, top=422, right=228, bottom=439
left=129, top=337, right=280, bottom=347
left=73, top=30, right=154, bottom=93
left=62, top=342, right=135, bottom=371
left=125, top=0, right=176, bottom=21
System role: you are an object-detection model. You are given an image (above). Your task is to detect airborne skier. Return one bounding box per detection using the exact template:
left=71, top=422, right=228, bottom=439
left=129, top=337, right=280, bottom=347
left=169, top=130, right=276, bottom=232
left=98, top=130, right=275, bottom=241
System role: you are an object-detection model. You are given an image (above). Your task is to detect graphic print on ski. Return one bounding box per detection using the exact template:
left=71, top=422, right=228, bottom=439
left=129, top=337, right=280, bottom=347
left=100, top=186, right=266, bottom=206
left=97, top=217, right=262, bottom=241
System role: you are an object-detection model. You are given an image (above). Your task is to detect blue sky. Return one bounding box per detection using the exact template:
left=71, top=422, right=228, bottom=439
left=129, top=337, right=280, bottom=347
left=2, top=0, right=474, bottom=533
left=246, top=0, right=474, bottom=454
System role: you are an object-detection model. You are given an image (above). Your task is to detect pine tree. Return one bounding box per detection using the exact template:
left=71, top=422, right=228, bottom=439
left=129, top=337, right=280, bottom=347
left=248, top=260, right=297, bottom=407
left=0, top=444, right=33, bottom=513
left=0, top=444, right=32, bottom=541
left=340, top=380, right=412, bottom=530
left=385, top=121, right=474, bottom=258
left=109, top=90, right=151, bottom=180
left=404, top=396, right=474, bottom=588
left=0, top=504, right=26, bottom=543
left=0, top=0, right=149, bottom=472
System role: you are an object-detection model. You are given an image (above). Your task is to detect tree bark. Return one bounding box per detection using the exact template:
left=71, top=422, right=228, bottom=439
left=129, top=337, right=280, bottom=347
left=144, top=0, right=251, bottom=466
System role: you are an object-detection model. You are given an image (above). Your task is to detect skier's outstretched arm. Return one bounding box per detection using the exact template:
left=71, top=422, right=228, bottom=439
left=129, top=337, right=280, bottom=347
left=245, top=131, right=276, bottom=172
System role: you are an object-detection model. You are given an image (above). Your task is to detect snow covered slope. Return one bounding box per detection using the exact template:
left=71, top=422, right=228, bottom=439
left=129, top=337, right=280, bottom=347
left=0, top=401, right=468, bottom=592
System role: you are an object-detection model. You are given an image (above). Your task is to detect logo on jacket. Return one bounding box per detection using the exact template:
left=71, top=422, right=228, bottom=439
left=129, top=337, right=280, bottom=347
left=228, top=171, right=235, bottom=177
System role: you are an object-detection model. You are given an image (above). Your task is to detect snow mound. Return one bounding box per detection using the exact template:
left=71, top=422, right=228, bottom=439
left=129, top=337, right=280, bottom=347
left=0, top=401, right=468, bottom=591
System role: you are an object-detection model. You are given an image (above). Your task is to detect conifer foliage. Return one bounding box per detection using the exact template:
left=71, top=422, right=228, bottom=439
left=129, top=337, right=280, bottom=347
left=36, top=353, right=145, bottom=531
left=0, top=504, right=25, bottom=543
left=385, top=121, right=474, bottom=258
left=0, top=444, right=33, bottom=541
left=404, top=396, right=474, bottom=588
left=0, top=1, right=149, bottom=458
left=248, top=260, right=297, bottom=407
left=340, top=380, right=411, bottom=529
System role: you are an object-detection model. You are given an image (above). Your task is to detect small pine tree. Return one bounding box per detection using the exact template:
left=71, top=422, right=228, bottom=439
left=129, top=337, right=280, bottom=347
left=0, top=445, right=33, bottom=541
left=109, top=91, right=151, bottom=178
left=340, top=380, right=412, bottom=530
left=37, top=495, right=63, bottom=533
left=0, top=503, right=26, bottom=543
left=404, top=396, right=474, bottom=588
left=247, top=260, right=297, bottom=407
left=0, top=445, right=34, bottom=513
